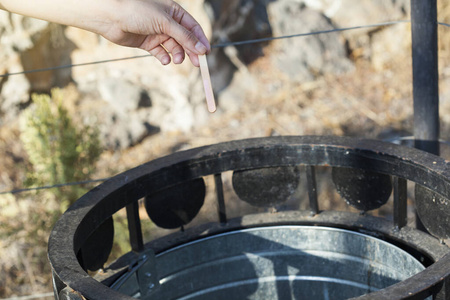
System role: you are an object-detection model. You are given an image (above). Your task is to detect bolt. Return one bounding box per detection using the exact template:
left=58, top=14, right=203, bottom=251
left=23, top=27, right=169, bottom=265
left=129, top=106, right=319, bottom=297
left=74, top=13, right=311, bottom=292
left=145, top=272, right=152, bottom=277
left=148, top=283, right=155, bottom=290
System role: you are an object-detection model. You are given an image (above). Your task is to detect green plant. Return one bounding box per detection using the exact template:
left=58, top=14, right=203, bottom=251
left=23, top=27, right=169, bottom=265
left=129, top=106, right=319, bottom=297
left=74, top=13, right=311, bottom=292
left=0, top=88, right=104, bottom=298
left=20, top=88, right=102, bottom=211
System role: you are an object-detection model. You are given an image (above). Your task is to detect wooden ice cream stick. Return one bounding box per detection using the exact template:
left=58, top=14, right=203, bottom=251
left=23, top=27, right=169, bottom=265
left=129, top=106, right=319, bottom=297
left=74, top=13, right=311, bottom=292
left=199, top=54, right=216, bottom=113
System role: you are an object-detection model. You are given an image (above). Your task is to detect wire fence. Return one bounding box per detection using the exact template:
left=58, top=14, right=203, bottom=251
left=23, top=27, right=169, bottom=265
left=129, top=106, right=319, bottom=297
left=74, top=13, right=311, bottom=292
left=0, top=292, right=54, bottom=300
left=0, top=20, right=409, bottom=79
left=1, top=20, right=449, bottom=195
left=0, top=19, right=413, bottom=196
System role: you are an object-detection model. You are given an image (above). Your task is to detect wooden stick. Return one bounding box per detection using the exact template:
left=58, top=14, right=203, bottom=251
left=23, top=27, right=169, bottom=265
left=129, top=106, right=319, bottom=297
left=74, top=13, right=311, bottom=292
left=199, top=54, right=216, bottom=113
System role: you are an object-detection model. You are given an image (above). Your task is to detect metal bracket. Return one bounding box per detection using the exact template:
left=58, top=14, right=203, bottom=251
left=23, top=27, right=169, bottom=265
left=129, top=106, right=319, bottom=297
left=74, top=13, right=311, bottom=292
left=110, top=249, right=159, bottom=298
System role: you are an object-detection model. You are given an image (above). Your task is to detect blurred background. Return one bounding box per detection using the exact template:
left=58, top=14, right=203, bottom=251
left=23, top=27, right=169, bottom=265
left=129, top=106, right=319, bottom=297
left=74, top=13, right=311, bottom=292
left=1, top=0, right=450, bottom=298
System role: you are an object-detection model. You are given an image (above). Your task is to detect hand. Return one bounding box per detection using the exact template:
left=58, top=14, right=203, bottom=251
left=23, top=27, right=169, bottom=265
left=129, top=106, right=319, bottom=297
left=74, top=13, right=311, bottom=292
left=103, top=0, right=211, bottom=67
left=0, top=0, right=211, bottom=67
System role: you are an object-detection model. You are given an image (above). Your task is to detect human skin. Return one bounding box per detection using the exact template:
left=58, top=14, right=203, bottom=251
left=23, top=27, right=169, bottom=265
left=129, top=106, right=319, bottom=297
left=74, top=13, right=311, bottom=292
left=0, top=0, right=211, bottom=66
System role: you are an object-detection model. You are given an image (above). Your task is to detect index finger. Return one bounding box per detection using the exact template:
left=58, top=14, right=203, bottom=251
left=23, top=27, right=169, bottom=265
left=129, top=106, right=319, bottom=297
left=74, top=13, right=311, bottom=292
left=170, top=5, right=211, bottom=53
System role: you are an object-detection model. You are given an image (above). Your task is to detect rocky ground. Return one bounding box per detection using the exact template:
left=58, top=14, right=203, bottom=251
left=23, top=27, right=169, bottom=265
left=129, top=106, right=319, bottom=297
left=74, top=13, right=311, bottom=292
left=2, top=0, right=450, bottom=298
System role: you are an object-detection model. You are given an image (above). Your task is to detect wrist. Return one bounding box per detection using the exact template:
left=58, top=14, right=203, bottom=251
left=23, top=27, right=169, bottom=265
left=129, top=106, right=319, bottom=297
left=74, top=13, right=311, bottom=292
left=86, top=0, right=124, bottom=35
left=69, top=0, right=122, bottom=36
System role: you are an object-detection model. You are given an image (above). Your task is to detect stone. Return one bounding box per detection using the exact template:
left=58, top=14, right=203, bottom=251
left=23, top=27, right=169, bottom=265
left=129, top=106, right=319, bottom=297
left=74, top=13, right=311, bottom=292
left=204, top=0, right=272, bottom=92
left=97, top=107, right=159, bottom=150
left=310, top=0, right=410, bottom=60
left=267, top=2, right=354, bottom=82
left=309, top=0, right=409, bottom=25
left=371, top=23, right=411, bottom=70
left=20, top=24, right=76, bottom=93
left=98, top=78, right=151, bottom=114
left=0, top=68, right=30, bottom=125
left=148, top=85, right=196, bottom=134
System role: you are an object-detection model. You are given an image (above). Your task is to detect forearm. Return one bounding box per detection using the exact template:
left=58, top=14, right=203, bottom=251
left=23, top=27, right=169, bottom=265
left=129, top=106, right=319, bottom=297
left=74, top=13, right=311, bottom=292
left=0, top=0, right=119, bottom=35
left=0, top=0, right=210, bottom=66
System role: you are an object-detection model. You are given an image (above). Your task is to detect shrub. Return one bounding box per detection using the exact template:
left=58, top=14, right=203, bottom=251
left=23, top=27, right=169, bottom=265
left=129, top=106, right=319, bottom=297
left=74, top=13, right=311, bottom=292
left=20, top=88, right=102, bottom=211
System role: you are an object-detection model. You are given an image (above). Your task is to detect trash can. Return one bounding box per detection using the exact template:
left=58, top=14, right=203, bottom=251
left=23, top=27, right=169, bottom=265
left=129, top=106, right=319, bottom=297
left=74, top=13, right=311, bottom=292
left=48, top=136, right=450, bottom=300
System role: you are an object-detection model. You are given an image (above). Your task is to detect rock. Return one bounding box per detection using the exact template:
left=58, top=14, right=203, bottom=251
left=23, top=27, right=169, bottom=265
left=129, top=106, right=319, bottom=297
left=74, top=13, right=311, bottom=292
left=0, top=12, right=48, bottom=53
left=267, top=2, right=353, bottom=82
left=307, top=0, right=410, bottom=60
left=147, top=78, right=196, bottom=134
left=0, top=13, right=54, bottom=122
left=0, top=12, right=75, bottom=94
left=19, top=24, right=75, bottom=93
left=371, top=23, right=411, bottom=70
left=0, top=69, right=30, bottom=125
left=217, top=67, right=258, bottom=113
left=204, top=0, right=272, bottom=93
left=206, top=0, right=272, bottom=63
left=98, top=78, right=151, bottom=114
left=307, top=0, right=409, bottom=25
left=96, top=105, right=159, bottom=150
left=91, top=76, right=156, bottom=150
left=206, top=47, right=237, bottom=94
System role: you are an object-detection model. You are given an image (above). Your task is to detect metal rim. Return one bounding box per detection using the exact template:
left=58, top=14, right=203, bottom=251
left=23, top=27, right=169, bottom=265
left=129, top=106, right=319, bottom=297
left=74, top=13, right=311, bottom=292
left=154, top=225, right=428, bottom=299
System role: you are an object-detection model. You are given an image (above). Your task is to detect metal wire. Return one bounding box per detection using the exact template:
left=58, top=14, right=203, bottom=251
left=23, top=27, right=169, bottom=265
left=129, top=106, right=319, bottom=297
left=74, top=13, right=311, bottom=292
left=0, top=19, right=412, bottom=196
left=438, top=21, right=450, bottom=28
left=212, top=20, right=410, bottom=48
left=0, top=292, right=54, bottom=300
left=0, top=178, right=110, bottom=195
left=0, top=54, right=152, bottom=78
left=0, top=20, right=409, bottom=79
left=3, top=18, right=441, bottom=197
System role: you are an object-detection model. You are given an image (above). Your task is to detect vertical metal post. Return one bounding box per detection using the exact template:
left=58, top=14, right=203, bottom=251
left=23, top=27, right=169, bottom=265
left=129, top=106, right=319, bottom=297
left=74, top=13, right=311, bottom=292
left=126, top=201, right=144, bottom=252
left=411, top=0, right=439, bottom=231
left=214, top=173, right=227, bottom=224
left=393, top=177, right=407, bottom=230
left=411, top=0, right=440, bottom=156
left=305, top=166, right=319, bottom=215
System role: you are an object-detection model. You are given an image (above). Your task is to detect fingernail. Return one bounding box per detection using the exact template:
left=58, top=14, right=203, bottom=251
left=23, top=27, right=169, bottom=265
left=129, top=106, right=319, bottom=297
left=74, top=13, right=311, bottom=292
left=173, top=53, right=184, bottom=64
left=161, top=55, right=170, bottom=65
left=195, top=41, right=207, bottom=54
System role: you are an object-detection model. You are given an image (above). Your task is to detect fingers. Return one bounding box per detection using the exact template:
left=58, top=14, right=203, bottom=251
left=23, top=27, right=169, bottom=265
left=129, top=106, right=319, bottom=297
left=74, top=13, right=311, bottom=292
left=186, top=50, right=200, bottom=68
left=166, top=21, right=207, bottom=55
left=147, top=36, right=186, bottom=65
left=162, top=37, right=185, bottom=64
left=159, top=25, right=207, bottom=67
left=149, top=45, right=171, bottom=65
left=164, top=5, right=211, bottom=56
left=141, top=1, right=211, bottom=66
